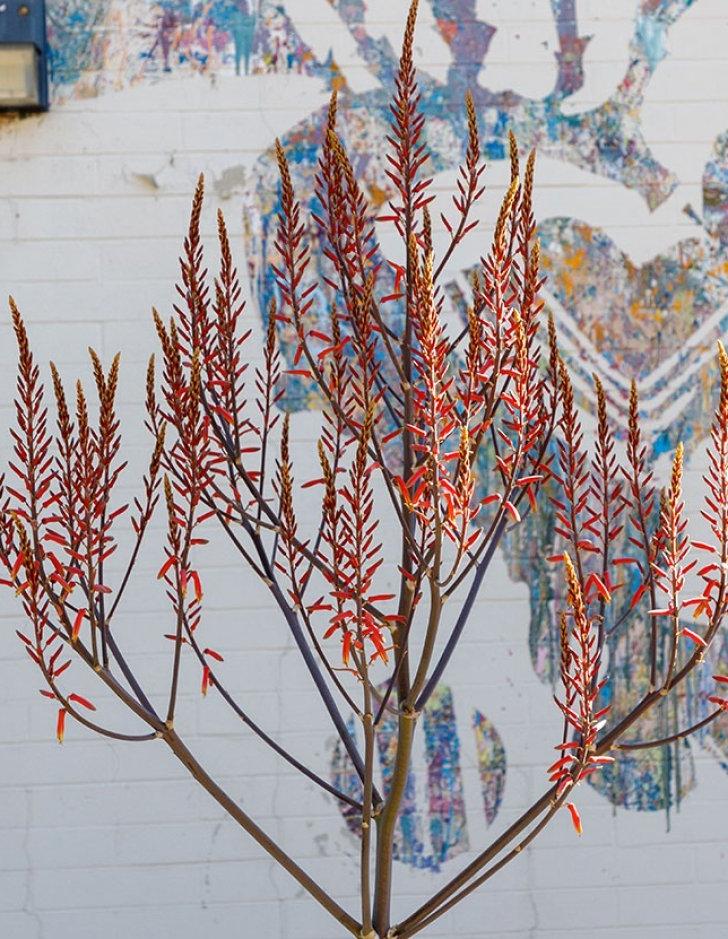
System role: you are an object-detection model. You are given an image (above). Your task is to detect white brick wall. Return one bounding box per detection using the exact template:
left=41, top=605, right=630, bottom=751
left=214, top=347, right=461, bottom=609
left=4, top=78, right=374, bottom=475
left=1, top=1, right=728, bottom=937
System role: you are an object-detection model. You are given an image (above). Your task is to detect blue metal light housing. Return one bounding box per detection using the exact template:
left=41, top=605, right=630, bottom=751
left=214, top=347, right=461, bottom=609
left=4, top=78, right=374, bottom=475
left=0, top=1, right=48, bottom=111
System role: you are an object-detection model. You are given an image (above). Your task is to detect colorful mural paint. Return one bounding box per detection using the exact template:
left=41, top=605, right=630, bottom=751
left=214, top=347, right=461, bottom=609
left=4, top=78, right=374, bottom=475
left=46, top=1, right=325, bottom=96
left=240, top=0, right=728, bottom=835
left=24, top=0, right=728, bottom=862
left=331, top=685, right=507, bottom=872
left=472, top=710, right=507, bottom=827
left=492, top=127, right=728, bottom=817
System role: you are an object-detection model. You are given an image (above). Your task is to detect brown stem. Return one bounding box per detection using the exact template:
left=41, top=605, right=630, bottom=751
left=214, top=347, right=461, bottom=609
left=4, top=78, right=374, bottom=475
left=182, top=612, right=362, bottom=810
left=398, top=650, right=717, bottom=934
left=407, top=575, right=442, bottom=706
left=396, top=782, right=557, bottom=934
left=372, top=711, right=417, bottom=936
left=162, top=727, right=361, bottom=935
left=361, top=705, right=375, bottom=934
left=398, top=794, right=567, bottom=937
left=616, top=707, right=725, bottom=750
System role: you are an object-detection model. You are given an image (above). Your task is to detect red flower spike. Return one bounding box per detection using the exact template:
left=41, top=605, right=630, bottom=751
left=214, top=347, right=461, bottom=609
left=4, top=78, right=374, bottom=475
left=56, top=708, right=67, bottom=744
left=566, top=802, right=583, bottom=836
left=630, top=582, right=649, bottom=609
left=68, top=693, right=96, bottom=711
left=548, top=756, right=574, bottom=774
left=692, top=541, right=716, bottom=553
left=552, top=553, right=610, bottom=788
left=342, top=630, right=352, bottom=666
left=157, top=556, right=177, bottom=580
left=71, top=608, right=87, bottom=643
left=10, top=551, right=25, bottom=580
left=584, top=572, right=611, bottom=603
left=188, top=570, right=203, bottom=603
left=681, top=627, right=707, bottom=647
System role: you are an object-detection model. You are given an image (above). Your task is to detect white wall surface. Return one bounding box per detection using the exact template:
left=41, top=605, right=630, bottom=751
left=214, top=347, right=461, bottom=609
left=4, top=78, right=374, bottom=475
left=1, top=1, right=728, bottom=937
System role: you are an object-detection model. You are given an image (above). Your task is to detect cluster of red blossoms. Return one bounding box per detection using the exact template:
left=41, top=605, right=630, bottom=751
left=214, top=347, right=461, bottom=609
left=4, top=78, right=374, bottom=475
left=2, top=5, right=727, bottom=931
left=546, top=349, right=728, bottom=832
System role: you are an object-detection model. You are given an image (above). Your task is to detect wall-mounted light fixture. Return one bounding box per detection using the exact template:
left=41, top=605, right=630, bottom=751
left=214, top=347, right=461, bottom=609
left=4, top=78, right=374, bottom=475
left=0, top=1, right=49, bottom=111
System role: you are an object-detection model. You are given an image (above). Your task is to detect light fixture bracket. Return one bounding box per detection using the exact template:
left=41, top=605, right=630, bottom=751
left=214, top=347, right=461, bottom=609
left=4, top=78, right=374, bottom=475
left=0, top=1, right=49, bottom=112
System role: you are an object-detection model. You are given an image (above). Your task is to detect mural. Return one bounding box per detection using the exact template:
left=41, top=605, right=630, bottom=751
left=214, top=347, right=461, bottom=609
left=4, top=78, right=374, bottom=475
left=492, top=127, right=728, bottom=817
left=16, top=0, right=728, bottom=864
left=46, top=1, right=328, bottom=95
left=331, top=685, right=505, bottom=872
left=472, top=709, right=507, bottom=827
left=241, top=0, right=728, bottom=837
